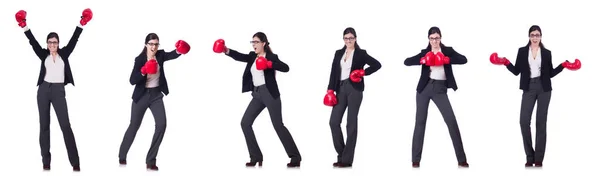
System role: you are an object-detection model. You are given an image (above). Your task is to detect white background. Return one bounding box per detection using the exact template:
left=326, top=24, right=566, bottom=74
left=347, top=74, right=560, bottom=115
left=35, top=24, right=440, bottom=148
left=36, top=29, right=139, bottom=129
left=0, top=0, right=597, bottom=179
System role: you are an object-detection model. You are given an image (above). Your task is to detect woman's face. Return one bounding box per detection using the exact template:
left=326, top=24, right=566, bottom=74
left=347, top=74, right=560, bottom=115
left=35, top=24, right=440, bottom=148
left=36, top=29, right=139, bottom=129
left=428, top=33, right=441, bottom=49
left=529, top=30, right=541, bottom=46
left=251, top=36, right=265, bottom=54
left=146, top=39, right=159, bottom=55
left=343, top=33, right=356, bottom=49
left=47, top=38, right=58, bottom=53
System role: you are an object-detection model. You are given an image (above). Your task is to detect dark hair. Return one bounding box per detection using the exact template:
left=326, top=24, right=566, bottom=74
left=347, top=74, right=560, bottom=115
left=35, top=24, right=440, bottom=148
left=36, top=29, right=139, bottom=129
left=47, top=32, right=59, bottom=43
left=342, top=27, right=360, bottom=49
left=139, top=33, right=160, bottom=57
left=526, top=25, right=544, bottom=48
left=426, top=26, right=445, bottom=49
left=253, top=32, right=273, bottom=54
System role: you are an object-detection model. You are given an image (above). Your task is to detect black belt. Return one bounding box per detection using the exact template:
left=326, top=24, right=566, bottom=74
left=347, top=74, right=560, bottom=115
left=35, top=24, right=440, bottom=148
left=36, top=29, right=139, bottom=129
left=253, top=85, right=266, bottom=92
left=428, top=79, right=446, bottom=83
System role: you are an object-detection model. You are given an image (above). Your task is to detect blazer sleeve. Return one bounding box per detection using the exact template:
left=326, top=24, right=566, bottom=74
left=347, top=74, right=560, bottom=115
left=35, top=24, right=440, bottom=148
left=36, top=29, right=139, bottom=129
left=549, top=52, right=564, bottom=78
left=506, top=50, right=522, bottom=76
left=23, top=29, right=48, bottom=60
left=268, top=54, right=289, bottom=72
left=362, top=50, right=381, bottom=76
left=327, top=57, right=337, bottom=91
left=225, top=49, right=251, bottom=63
left=447, top=47, right=467, bottom=64
left=129, top=57, right=146, bottom=85
left=61, top=26, right=83, bottom=59
left=162, top=49, right=182, bottom=61
left=404, top=50, right=427, bottom=66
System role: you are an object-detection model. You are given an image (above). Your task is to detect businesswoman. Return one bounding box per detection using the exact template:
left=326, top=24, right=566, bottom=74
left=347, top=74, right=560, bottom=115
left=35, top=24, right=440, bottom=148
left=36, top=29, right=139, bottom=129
left=323, top=27, right=381, bottom=168
left=16, top=8, right=92, bottom=171
left=118, top=33, right=190, bottom=171
left=212, top=32, right=301, bottom=168
left=489, top=25, right=581, bottom=167
left=404, top=26, right=469, bottom=168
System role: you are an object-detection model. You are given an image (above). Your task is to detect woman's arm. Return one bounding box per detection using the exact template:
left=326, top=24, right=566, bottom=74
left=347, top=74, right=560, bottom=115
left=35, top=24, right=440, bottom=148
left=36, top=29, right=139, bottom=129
left=61, top=26, right=84, bottom=59
left=363, top=50, right=381, bottom=75
left=549, top=53, right=564, bottom=78
left=404, top=50, right=427, bottom=66
left=447, top=47, right=467, bottom=65
left=327, top=59, right=337, bottom=91
left=224, top=48, right=251, bottom=63
left=162, top=50, right=182, bottom=61
left=23, top=27, right=48, bottom=60
left=129, top=57, right=146, bottom=85
left=163, top=40, right=189, bottom=61
left=267, top=54, right=289, bottom=72
left=505, top=50, right=522, bottom=76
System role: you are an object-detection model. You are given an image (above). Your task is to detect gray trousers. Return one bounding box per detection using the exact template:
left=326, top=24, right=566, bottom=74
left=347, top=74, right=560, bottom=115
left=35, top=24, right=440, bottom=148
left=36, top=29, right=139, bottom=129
left=118, top=88, right=167, bottom=165
left=37, top=81, right=80, bottom=166
left=520, top=77, right=551, bottom=163
left=241, top=85, right=301, bottom=162
left=412, top=79, right=467, bottom=163
left=329, top=79, right=363, bottom=164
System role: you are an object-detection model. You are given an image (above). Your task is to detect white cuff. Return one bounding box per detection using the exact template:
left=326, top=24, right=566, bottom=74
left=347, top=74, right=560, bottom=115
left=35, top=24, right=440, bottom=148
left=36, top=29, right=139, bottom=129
left=23, top=26, right=29, bottom=32
left=77, top=24, right=84, bottom=28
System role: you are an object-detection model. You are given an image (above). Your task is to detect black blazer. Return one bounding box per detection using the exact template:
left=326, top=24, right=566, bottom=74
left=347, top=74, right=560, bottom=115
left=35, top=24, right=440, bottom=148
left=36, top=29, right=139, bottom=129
left=226, top=49, right=289, bottom=99
left=404, top=45, right=467, bottom=93
left=24, top=27, right=83, bottom=86
left=327, top=47, right=382, bottom=92
left=506, top=46, right=564, bottom=92
left=129, top=50, right=181, bottom=103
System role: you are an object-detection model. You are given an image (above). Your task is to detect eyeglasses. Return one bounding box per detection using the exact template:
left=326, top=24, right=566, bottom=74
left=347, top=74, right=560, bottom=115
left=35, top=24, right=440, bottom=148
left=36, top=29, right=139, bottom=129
left=47, top=41, right=58, bottom=45
left=529, top=34, right=541, bottom=38
left=250, top=41, right=262, bottom=44
left=343, top=37, right=355, bottom=41
left=428, top=37, right=441, bottom=41
left=147, top=43, right=160, bottom=46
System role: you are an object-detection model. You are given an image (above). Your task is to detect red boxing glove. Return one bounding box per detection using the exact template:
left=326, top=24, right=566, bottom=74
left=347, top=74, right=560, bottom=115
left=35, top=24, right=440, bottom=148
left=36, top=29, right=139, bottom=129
left=420, top=52, right=435, bottom=66
left=175, top=40, right=190, bottom=54
left=80, top=8, right=93, bottom=26
left=15, top=10, right=27, bottom=28
left=434, top=52, right=449, bottom=66
left=323, top=90, right=337, bottom=106
left=350, top=69, right=365, bottom=82
left=142, top=59, right=158, bottom=74
left=490, top=52, right=510, bottom=65
left=255, top=56, right=272, bottom=70
left=562, top=59, right=581, bottom=71
left=213, top=39, right=227, bottom=53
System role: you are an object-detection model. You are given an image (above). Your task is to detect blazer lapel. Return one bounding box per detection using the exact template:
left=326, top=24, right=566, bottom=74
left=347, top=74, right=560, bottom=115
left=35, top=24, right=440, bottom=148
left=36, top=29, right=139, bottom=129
left=349, top=49, right=359, bottom=69
left=541, top=48, right=550, bottom=69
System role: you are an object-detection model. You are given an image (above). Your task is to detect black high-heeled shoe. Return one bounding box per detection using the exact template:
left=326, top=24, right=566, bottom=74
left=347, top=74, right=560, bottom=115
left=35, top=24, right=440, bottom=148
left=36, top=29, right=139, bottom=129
left=246, top=160, right=263, bottom=167
left=287, top=161, right=300, bottom=168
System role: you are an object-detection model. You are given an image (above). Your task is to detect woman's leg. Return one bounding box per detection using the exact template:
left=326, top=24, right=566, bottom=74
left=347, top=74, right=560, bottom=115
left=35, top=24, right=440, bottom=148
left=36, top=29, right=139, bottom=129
left=329, top=89, right=348, bottom=163
left=118, top=94, right=150, bottom=162
left=241, top=92, right=266, bottom=163
left=520, top=89, right=538, bottom=164
left=339, top=88, right=363, bottom=165
left=534, top=91, right=551, bottom=164
left=146, top=93, right=167, bottom=166
left=37, top=83, right=52, bottom=167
